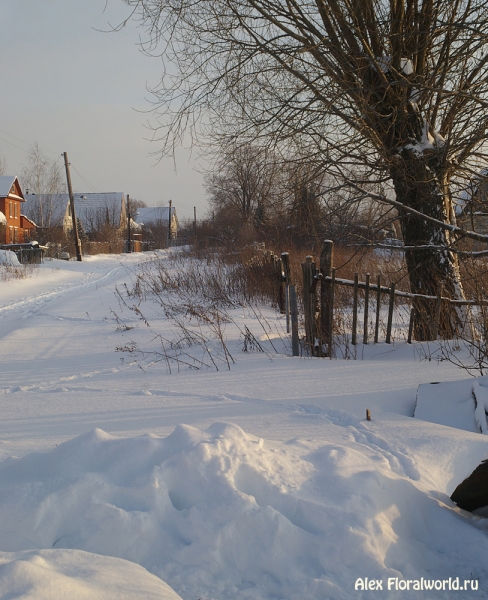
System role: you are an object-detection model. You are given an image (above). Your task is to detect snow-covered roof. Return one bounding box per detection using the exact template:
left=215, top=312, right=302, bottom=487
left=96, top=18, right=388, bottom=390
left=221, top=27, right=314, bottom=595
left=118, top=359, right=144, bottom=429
left=69, top=193, right=126, bottom=231
left=24, top=193, right=69, bottom=228
left=30, top=193, right=124, bottom=209
left=133, top=206, right=176, bottom=224
left=0, top=176, right=16, bottom=197
left=72, top=193, right=125, bottom=212
left=24, top=192, right=125, bottom=231
left=20, top=214, right=37, bottom=228
left=40, top=192, right=125, bottom=212
left=0, top=175, right=23, bottom=200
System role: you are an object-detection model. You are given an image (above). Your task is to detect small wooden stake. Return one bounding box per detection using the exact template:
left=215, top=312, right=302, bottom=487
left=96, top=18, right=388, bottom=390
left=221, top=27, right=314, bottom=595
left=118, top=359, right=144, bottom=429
left=366, top=409, right=371, bottom=421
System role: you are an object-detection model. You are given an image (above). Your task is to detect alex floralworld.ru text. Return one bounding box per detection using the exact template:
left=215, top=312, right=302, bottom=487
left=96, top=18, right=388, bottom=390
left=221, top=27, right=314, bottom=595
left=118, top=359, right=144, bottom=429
left=355, top=577, right=478, bottom=592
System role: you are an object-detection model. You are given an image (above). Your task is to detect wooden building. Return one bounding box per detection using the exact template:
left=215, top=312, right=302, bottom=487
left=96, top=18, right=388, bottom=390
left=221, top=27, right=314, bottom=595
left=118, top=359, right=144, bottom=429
left=0, top=176, right=36, bottom=245
left=62, top=192, right=127, bottom=236
left=133, top=206, right=179, bottom=249
left=456, top=172, right=488, bottom=251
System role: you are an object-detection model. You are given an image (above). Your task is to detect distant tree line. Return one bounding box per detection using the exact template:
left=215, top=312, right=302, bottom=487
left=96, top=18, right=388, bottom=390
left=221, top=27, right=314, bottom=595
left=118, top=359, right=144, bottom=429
left=201, top=143, right=397, bottom=250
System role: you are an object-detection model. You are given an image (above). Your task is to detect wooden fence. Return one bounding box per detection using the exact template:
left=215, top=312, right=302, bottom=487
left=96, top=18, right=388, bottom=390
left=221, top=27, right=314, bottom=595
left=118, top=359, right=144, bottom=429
left=260, top=240, right=479, bottom=357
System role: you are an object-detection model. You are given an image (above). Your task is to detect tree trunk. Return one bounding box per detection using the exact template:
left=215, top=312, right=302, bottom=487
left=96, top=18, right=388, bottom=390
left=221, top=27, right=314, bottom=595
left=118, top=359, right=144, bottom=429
left=390, top=148, right=466, bottom=341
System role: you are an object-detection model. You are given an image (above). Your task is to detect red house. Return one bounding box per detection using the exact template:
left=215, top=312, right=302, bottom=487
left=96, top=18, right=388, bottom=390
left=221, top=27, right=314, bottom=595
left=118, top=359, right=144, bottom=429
left=0, top=176, right=35, bottom=244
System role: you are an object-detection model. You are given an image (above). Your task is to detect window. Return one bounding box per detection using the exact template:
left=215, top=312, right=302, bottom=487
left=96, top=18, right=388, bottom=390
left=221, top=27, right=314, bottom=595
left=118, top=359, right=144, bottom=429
left=14, top=202, right=17, bottom=219
left=8, top=202, right=12, bottom=218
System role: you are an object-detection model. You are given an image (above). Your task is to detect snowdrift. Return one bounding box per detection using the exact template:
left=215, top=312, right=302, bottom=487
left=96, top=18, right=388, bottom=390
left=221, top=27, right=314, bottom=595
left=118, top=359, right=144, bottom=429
left=0, top=549, right=182, bottom=599
left=0, top=421, right=488, bottom=598
left=0, top=249, right=20, bottom=266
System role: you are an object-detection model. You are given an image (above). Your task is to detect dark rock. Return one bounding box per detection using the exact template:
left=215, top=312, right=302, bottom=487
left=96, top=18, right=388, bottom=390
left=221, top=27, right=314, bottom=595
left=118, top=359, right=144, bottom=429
left=451, top=460, right=488, bottom=512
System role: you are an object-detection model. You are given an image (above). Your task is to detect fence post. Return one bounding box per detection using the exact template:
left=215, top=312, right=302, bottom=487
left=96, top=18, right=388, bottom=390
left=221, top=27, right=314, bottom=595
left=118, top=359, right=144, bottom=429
left=310, top=258, right=318, bottom=354
left=363, top=273, right=370, bottom=345
left=290, top=284, right=300, bottom=356
left=352, top=272, right=359, bottom=345
left=302, top=255, right=317, bottom=354
left=408, top=307, right=415, bottom=344
left=281, top=252, right=291, bottom=334
left=374, top=275, right=381, bottom=344
left=328, top=267, right=336, bottom=357
left=386, top=282, right=396, bottom=344
left=320, top=240, right=334, bottom=356
left=433, top=283, right=443, bottom=340
left=275, top=255, right=285, bottom=313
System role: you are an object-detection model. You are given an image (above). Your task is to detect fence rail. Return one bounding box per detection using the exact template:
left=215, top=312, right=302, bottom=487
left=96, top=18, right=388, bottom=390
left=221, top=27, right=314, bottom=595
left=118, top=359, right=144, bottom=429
left=0, top=245, right=45, bottom=264
left=257, top=239, right=485, bottom=357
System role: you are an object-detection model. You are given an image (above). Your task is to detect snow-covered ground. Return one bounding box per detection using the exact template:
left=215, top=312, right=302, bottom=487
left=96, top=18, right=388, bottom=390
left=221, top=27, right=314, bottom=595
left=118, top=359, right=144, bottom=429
left=1, top=251, right=488, bottom=599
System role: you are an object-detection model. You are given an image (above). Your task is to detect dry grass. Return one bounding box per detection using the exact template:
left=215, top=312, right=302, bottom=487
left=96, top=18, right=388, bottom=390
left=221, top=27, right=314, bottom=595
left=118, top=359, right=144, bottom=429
left=113, top=250, right=284, bottom=372
left=180, top=243, right=412, bottom=355
left=0, top=264, right=37, bottom=282
left=117, top=243, right=488, bottom=368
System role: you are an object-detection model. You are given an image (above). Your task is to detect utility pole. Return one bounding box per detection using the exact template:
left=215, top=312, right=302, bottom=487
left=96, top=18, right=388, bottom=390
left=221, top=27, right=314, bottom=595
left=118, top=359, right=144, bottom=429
left=168, top=199, right=172, bottom=246
left=63, top=152, right=82, bottom=262
left=127, top=194, right=131, bottom=253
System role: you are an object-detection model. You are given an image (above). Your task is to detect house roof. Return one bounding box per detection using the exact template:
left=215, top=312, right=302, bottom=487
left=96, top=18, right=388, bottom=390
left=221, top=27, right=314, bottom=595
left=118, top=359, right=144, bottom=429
left=0, top=176, right=24, bottom=201
left=30, top=193, right=124, bottom=209
left=42, top=192, right=125, bottom=212
left=26, top=192, right=126, bottom=230
left=454, top=169, right=488, bottom=215
left=133, top=206, right=176, bottom=224
left=20, top=215, right=37, bottom=228
left=23, top=193, right=67, bottom=228
left=65, top=192, right=126, bottom=231
left=71, top=193, right=125, bottom=212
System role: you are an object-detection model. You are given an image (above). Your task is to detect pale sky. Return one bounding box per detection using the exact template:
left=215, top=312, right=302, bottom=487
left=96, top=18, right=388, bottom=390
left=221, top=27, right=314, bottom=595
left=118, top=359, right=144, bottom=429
left=0, top=0, right=208, bottom=221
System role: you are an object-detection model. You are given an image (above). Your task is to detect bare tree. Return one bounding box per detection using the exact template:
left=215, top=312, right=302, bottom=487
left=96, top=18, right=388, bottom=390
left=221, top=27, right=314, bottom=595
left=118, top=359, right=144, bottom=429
left=21, top=144, right=65, bottom=228
left=205, top=144, right=279, bottom=240
left=123, top=0, right=488, bottom=339
left=0, top=153, right=7, bottom=176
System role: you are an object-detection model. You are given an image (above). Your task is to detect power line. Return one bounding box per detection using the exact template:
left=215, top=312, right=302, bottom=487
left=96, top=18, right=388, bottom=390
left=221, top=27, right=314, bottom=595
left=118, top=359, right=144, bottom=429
left=0, top=135, right=31, bottom=154
left=69, top=163, right=101, bottom=193
left=0, top=128, right=60, bottom=157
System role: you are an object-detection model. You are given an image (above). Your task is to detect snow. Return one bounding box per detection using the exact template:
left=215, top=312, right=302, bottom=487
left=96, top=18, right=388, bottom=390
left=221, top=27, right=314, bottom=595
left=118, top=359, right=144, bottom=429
left=401, top=58, right=414, bottom=75
left=0, top=249, right=20, bottom=266
left=404, top=119, right=445, bottom=155
left=374, top=56, right=414, bottom=76
left=0, top=550, right=181, bottom=599
left=473, top=381, right=488, bottom=434
left=0, top=211, right=6, bottom=225
left=415, top=378, right=483, bottom=433
left=2, top=251, right=488, bottom=598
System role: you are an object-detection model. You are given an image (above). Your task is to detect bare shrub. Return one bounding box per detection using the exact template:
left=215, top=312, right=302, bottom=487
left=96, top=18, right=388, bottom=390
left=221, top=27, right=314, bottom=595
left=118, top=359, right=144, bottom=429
left=114, top=250, right=282, bottom=371
left=0, top=264, right=37, bottom=282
